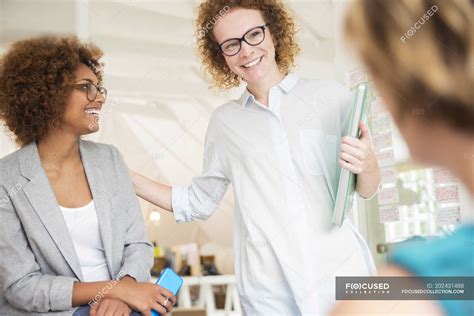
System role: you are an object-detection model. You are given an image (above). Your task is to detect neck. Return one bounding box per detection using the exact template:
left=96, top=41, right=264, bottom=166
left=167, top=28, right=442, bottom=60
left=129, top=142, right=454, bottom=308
left=246, top=66, right=286, bottom=107
left=438, top=130, right=474, bottom=195
left=452, top=157, right=474, bottom=195
left=37, top=130, right=81, bottom=167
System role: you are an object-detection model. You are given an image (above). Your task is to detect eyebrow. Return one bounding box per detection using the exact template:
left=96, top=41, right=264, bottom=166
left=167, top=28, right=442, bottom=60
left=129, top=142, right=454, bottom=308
left=77, top=78, right=98, bottom=85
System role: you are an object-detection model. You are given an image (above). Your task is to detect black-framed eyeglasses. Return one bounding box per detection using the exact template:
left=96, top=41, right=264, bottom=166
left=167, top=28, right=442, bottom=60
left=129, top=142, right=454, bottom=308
left=74, top=82, right=107, bottom=102
left=219, top=24, right=269, bottom=57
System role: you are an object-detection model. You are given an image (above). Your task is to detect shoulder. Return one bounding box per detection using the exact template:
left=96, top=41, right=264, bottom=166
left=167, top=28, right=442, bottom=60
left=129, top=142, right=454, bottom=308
left=213, top=100, right=241, bottom=119
left=0, top=146, right=24, bottom=187
left=0, top=147, right=21, bottom=169
left=206, top=100, right=241, bottom=131
left=389, top=225, right=474, bottom=276
left=80, top=140, right=131, bottom=184
left=296, top=77, right=347, bottom=94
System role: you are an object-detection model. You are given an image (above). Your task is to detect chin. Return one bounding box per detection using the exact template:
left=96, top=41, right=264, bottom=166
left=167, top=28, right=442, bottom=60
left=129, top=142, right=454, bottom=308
left=242, top=71, right=265, bottom=85
left=83, top=122, right=100, bottom=134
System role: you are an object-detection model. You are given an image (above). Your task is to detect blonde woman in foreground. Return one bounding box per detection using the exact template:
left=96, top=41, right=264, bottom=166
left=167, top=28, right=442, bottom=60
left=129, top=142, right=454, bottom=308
left=333, top=0, right=473, bottom=315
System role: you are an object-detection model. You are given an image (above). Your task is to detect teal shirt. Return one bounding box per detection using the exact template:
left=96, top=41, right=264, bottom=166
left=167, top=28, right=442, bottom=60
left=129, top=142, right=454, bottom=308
left=389, top=224, right=474, bottom=316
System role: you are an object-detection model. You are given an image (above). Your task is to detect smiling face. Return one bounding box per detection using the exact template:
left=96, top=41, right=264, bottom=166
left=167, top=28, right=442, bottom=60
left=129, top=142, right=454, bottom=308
left=60, top=63, right=105, bottom=136
left=212, top=8, right=280, bottom=86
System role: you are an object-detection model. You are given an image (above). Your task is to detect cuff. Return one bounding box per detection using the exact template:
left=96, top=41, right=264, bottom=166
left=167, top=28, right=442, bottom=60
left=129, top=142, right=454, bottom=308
left=358, top=179, right=381, bottom=200
left=117, top=264, right=151, bottom=283
left=50, top=276, right=77, bottom=311
left=172, top=186, right=193, bottom=223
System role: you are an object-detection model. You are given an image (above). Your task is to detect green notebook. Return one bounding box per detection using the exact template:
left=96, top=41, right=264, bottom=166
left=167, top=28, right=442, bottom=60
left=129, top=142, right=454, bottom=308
left=332, top=83, right=371, bottom=227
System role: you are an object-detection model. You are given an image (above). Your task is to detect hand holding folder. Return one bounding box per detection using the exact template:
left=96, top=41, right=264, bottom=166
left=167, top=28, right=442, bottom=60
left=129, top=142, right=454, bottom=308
left=332, top=83, right=371, bottom=227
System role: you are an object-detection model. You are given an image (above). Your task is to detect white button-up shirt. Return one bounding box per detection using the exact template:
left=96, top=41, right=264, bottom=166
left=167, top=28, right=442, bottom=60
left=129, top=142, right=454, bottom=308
left=172, top=74, right=376, bottom=315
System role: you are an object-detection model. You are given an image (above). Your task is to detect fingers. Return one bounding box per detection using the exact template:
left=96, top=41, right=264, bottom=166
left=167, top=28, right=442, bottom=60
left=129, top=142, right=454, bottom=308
left=116, top=305, right=131, bottom=316
left=340, top=143, right=366, bottom=161
left=359, top=121, right=369, bottom=135
left=141, top=310, right=152, bottom=316
left=159, top=293, right=177, bottom=312
left=124, top=304, right=132, bottom=316
left=92, top=298, right=132, bottom=316
left=342, top=135, right=365, bottom=149
left=340, top=137, right=371, bottom=174
left=156, top=285, right=177, bottom=308
left=339, top=158, right=361, bottom=174
left=157, top=286, right=174, bottom=301
left=151, top=301, right=168, bottom=315
left=340, top=153, right=363, bottom=170
left=170, top=295, right=177, bottom=306
left=161, top=295, right=170, bottom=312
left=89, top=303, right=98, bottom=316
left=96, top=301, right=110, bottom=316
left=165, top=294, right=176, bottom=306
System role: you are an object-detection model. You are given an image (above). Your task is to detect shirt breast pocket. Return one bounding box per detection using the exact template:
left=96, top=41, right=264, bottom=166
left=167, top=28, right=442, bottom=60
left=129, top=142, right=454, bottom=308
left=299, top=128, right=338, bottom=180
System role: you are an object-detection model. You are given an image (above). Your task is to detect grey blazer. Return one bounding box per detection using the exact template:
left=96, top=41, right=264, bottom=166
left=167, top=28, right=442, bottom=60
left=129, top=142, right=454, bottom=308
left=0, top=140, right=154, bottom=315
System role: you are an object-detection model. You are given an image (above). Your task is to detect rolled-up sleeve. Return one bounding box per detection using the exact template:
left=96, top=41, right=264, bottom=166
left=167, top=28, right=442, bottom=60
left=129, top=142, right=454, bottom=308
left=172, top=115, right=230, bottom=223
left=110, top=147, right=154, bottom=283
left=0, top=186, right=77, bottom=312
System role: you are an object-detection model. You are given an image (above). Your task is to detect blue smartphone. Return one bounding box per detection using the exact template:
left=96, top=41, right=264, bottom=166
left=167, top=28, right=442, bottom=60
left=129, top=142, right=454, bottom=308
left=151, top=268, right=183, bottom=316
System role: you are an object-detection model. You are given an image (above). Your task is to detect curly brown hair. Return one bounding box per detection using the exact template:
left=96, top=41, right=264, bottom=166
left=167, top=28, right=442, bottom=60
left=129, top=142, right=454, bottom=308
left=0, top=35, right=103, bottom=146
left=196, top=0, right=300, bottom=90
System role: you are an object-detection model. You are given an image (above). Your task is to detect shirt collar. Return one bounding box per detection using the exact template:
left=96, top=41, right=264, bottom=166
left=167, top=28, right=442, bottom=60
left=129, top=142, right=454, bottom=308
left=238, top=73, right=299, bottom=107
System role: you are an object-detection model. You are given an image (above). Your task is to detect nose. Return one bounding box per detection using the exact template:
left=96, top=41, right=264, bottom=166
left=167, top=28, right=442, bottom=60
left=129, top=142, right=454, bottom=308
left=94, top=91, right=106, bottom=104
left=239, top=41, right=254, bottom=58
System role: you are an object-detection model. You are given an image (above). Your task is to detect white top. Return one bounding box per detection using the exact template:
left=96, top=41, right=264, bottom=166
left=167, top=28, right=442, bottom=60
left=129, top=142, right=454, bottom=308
left=60, top=200, right=111, bottom=282
left=172, top=74, right=376, bottom=315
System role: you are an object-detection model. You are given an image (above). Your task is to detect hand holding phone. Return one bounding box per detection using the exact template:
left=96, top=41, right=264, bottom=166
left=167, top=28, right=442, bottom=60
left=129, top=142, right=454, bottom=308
left=152, top=268, right=183, bottom=316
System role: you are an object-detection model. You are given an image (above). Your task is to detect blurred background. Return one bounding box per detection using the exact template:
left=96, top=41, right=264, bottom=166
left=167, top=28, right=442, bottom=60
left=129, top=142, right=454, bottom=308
left=1, top=1, right=472, bottom=314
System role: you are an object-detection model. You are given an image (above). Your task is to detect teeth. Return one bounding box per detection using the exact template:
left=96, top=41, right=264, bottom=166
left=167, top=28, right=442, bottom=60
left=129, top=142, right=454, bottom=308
left=85, top=108, right=100, bottom=116
left=243, top=57, right=262, bottom=68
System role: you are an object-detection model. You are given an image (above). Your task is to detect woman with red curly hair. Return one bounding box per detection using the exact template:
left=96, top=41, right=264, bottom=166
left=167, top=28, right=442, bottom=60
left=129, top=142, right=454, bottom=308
left=0, top=36, right=176, bottom=315
left=132, top=0, right=381, bottom=314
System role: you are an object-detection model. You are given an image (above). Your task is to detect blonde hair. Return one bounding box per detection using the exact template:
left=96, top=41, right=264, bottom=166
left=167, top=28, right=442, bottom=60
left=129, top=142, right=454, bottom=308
left=196, top=0, right=300, bottom=90
left=345, top=0, right=474, bottom=133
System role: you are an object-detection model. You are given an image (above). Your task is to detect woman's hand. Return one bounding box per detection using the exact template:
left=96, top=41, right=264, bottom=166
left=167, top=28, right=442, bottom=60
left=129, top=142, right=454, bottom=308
left=89, top=298, right=131, bottom=316
left=116, top=278, right=177, bottom=316
left=339, top=121, right=381, bottom=198
left=339, top=121, right=374, bottom=174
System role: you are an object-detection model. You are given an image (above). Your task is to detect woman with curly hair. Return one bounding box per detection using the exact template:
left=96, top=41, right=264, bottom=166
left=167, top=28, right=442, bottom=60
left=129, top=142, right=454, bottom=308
left=0, top=35, right=176, bottom=315
left=130, top=0, right=381, bottom=314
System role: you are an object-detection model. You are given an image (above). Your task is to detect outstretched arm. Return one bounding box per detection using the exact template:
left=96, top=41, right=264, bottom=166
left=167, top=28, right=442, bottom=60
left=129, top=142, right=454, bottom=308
left=129, top=170, right=173, bottom=212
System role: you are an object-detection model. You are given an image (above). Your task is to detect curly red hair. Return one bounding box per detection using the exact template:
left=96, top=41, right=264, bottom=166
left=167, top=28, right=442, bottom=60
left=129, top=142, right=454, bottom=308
left=0, top=35, right=103, bottom=146
left=196, top=0, right=300, bottom=89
